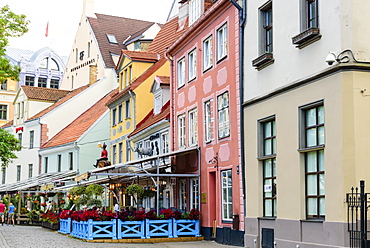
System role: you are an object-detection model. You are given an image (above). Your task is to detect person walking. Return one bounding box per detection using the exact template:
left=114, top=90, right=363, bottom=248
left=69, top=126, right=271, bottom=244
left=7, top=203, right=15, bottom=226
left=0, top=200, right=6, bottom=226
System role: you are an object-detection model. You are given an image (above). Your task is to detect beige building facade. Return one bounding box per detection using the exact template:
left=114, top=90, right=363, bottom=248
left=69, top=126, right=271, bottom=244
left=242, top=0, right=370, bottom=247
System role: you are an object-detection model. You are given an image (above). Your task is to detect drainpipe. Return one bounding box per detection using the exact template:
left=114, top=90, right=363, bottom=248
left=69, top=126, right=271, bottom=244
left=74, top=142, right=80, bottom=173
left=229, top=0, right=247, bottom=221
left=164, top=51, right=175, bottom=154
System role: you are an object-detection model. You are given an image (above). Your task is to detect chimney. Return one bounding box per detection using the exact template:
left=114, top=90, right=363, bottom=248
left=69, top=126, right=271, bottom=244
left=89, top=64, right=98, bottom=85
left=83, top=0, right=95, bottom=17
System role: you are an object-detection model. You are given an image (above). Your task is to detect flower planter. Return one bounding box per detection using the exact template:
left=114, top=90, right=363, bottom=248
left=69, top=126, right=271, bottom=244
left=173, top=219, right=200, bottom=237
left=117, top=219, right=145, bottom=239
left=42, top=221, right=59, bottom=231
left=145, top=219, right=173, bottom=239
left=71, top=220, right=88, bottom=239
left=71, top=219, right=117, bottom=240
left=59, top=218, right=71, bottom=234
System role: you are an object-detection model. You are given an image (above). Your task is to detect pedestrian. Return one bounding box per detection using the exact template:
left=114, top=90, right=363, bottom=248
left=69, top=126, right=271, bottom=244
left=46, top=201, right=53, bottom=213
left=0, top=200, right=6, bottom=226
left=7, top=203, right=15, bottom=226
left=114, top=202, right=120, bottom=214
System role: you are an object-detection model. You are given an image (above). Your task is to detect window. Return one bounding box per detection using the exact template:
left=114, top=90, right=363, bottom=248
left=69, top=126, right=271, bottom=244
left=88, top=42, right=91, bottom=58
left=178, top=114, right=186, bottom=149
left=69, top=152, right=73, bottom=170
left=217, top=24, right=228, bottom=61
left=177, top=58, right=185, bottom=88
left=106, top=34, right=118, bottom=44
left=190, top=178, right=199, bottom=210
left=49, top=59, right=59, bottom=71
left=25, top=76, right=35, bottom=86
left=217, top=92, right=230, bottom=139
left=112, top=145, right=117, bottom=165
left=154, top=93, right=162, bottom=115
left=28, top=164, right=33, bottom=178
left=188, top=49, right=197, bottom=81
left=307, top=0, right=318, bottom=29
left=21, top=102, right=24, bottom=118
left=262, top=4, right=273, bottom=53
left=75, top=48, right=78, bottom=63
left=221, top=170, right=233, bottom=220
left=50, top=79, right=59, bottom=89
left=125, top=101, right=130, bottom=119
left=2, top=168, right=5, bottom=184
left=57, top=154, right=62, bottom=172
left=29, top=131, right=34, bottom=149
left=17, top=165, right=21, bottom=181
left=1, top=80, right=7, bottom=90
left=179, top=179, right=187, bottom=211
left=204, top=100, right=213, bottom=143
left=38, top=77, right=47, bottom=88
left=188, top=108, right=198, bottom=146
left=18, top=133, right=22, bottom=147
left=161, top=132, right=169, bottom=154
left=44, top=157, right=48, bottom=173
left=260, top=117, right=277, bottom=217
left=203, top=35, right=213, bottom=70
left=118, top=105, right=122, bottom=123
left=300, top=103, right=325, bottom=219
left=0, top=105, right=7, bottom=120
left=189, top=0, right=201, bottom=25
left=119, top=142, right=123, bottom=163
left=112, top=108, right=117, bottom=126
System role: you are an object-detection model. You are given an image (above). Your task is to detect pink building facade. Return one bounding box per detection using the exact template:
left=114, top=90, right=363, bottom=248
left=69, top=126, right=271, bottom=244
left=167, top=0, right=243, bottom=245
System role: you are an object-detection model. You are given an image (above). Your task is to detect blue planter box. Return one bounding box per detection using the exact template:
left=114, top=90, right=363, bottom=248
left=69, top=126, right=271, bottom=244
left=59, top=218, right=71, bottom=234
left=71, top=220, right=88, bottom=239
left=117, top=219, right=145, bottom=239
left=173, top=219, right=200, bottom=237
left=145, top=219, right=173, bottom=239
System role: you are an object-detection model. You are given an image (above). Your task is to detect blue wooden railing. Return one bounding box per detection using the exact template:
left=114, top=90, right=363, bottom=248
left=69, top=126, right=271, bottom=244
left=173, top=219, right=201, bottom=237
left=59, top=218, right=71, bottom=234
left=86, top=219, right=117, bottom=240
left=117, top=219, right=145, bottom=239
left=145, top=219, right=173, bottom=239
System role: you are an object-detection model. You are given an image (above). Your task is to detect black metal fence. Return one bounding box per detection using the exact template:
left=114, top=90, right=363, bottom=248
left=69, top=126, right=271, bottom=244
left=346, top=180, right=370, bottom=248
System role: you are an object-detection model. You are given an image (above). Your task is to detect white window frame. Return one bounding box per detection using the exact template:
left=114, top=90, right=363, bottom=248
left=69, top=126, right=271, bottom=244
left=203, top=35, right=213, bottom=71
left=217, top=24, right=228, bottom=61
left=154, top=92, right=162, bottom=115
left=189, top=0, right=201, bottom=25
left=179, top=179, right=187, bottom=211
left=204, top=99, right=213, bottom=143
left=221, top=170, right=233, bottom=221
left=188, top=108, right=198, bottom=147
left=161, top=132, right=169, bottom=154
left=217, top=92, right=230, bottom=139
left=188, top=49, right=197, bottom=81
left=178, top=114, right=186, bottom=149
left=125, top=100, right=130, bottom=119
left=177, top=58, right=185, bottom=88
left=190, top=178, right=199, bottom=210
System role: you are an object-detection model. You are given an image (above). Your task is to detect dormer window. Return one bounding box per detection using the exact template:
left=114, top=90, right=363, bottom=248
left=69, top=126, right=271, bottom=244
left=106, top=34, right=118, bottom=44
left=154, top=92, right=162, bottom=115
left=189, top=0, right=201, bottom=26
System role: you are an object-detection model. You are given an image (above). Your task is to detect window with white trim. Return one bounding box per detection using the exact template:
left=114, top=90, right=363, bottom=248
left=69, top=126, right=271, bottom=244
left=112, top=145, right=117, bottom=165
left=29, top=164, right=33, bottom=178
left=204, top=99, right=213, bottom=143
left=29, top=130, right=34, bottom=149
left=217, top=24, right=228, bottom=61
left=189, top=0, right=201, bottom=25
left=188, top=108, right=198, bottom=146
left=190, top=178, right=199, bottom=210
left=125, top=100, right=130, bottom=119
left=177, top=58, right=185, bottom=88
left=118, top=105, right=122, bottom=123
left=0, top=105, right=7, bottom=120
left=203, top=35, right=213, bottom=71
left=16, top=165, right=21, bottom=181
left=57, top=154, right=62, bottom=172
left=161, top=132, right=169, bottom=154
left=179, top=179, right=187, bottom=211
left=188, top=49, right=197, bottom=81
left=112, top=108, right=117, bottom=126
left=221, top=170, right=233, bottom=220
left=119, top=142, right=123, bottom=163
left=217, top=92, right=230, bottom=139
left=178, top=114, right=186, bottom=149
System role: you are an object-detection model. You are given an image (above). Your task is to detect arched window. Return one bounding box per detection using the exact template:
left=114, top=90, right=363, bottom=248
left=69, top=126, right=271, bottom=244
left=49, top=58, right=59, bottom=71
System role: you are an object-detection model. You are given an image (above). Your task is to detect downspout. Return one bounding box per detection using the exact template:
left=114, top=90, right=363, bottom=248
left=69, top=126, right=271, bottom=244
left=229, top=0, right=247, bottom=222
left=164, top=51, right=175, bottom=156
left=74, top=142, right=80, bottom=174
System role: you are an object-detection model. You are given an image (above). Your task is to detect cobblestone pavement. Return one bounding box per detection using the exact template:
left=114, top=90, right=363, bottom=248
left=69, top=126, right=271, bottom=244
left=0, top=225, right=235, bottom=248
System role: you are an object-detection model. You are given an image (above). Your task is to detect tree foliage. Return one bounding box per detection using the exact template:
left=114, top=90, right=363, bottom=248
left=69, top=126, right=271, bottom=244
left=0, top=129, right=21, bottom=169
left=0, top=5, right=29, bottom=82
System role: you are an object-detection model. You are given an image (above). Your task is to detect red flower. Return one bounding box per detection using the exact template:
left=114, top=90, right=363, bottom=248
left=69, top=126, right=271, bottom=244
left=159, top=208, right=173, bottom=220
left=189, top=209, right=200, bottom=220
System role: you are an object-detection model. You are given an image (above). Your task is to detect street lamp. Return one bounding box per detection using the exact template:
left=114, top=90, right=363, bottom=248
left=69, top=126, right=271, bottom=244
left=326, top=49, right=370, bottom=65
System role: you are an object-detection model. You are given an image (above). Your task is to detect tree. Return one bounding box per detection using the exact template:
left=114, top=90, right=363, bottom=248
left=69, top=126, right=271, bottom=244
left=0, top=129, right=21, bottom=170
left=0, top=5, right=29, bottom=82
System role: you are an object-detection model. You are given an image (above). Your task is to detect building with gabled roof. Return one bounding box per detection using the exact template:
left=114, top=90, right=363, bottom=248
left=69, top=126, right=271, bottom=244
left=60, top=0, right=161, bottom=91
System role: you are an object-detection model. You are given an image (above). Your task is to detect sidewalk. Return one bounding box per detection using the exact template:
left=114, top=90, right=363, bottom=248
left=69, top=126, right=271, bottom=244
left=0, top=225, right=237, bottom=248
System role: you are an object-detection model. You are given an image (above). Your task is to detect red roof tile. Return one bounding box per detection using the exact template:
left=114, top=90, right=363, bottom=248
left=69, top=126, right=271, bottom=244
left=128, top=101, right=170, bottom=138
left=41, top=88, right=118, bottom=149
left=105, top=86, right=130, bottom=106
left=88, top=14, right=158, bottom=68
left=156, top=76, right=170, bottom=86
left=130, top=58, right=167, bottom=90
left=121, top=50, right=159, bottom=62
left=22, top=86, right=70, bottom=102
left=27, top=85, right=90, bottom=121
left=0, top=120, right=13, bottom=129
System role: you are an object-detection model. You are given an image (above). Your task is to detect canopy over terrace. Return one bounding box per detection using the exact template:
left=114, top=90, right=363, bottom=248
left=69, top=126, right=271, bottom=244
left=55, top=147, right=200, bottom=212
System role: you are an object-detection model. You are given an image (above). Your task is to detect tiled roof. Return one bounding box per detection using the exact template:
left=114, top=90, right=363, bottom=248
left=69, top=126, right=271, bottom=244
left=0, top=120, right=13, bottom=129
left=22, top=86, right=71, bottom=102
left=156, top=76, right=170, bottom=86
left=88, top=13, right=157, bottom=68
left=27, top=85, right=90, bottom=121
left=41, top=88, right=118, bottom=149
left=120, top=50, right=159, bottom=62
left=147, top=16, right=188, bottom=58
left=105, top=86, right=131, bottom=106
left=128, top=101, right=170, bottom=138
left=130, top=58, right=167, bottom=90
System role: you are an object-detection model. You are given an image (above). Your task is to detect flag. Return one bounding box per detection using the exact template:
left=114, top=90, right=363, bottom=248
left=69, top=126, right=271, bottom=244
left=45, top=21, right=49, bottom=37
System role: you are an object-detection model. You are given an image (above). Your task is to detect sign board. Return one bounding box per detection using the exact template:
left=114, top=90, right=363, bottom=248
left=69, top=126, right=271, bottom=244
left=74, top=172, right=89, bottom=182
left=201, top=192, right=206, bottom=203
left=40, top=183, right=54, bottom=191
